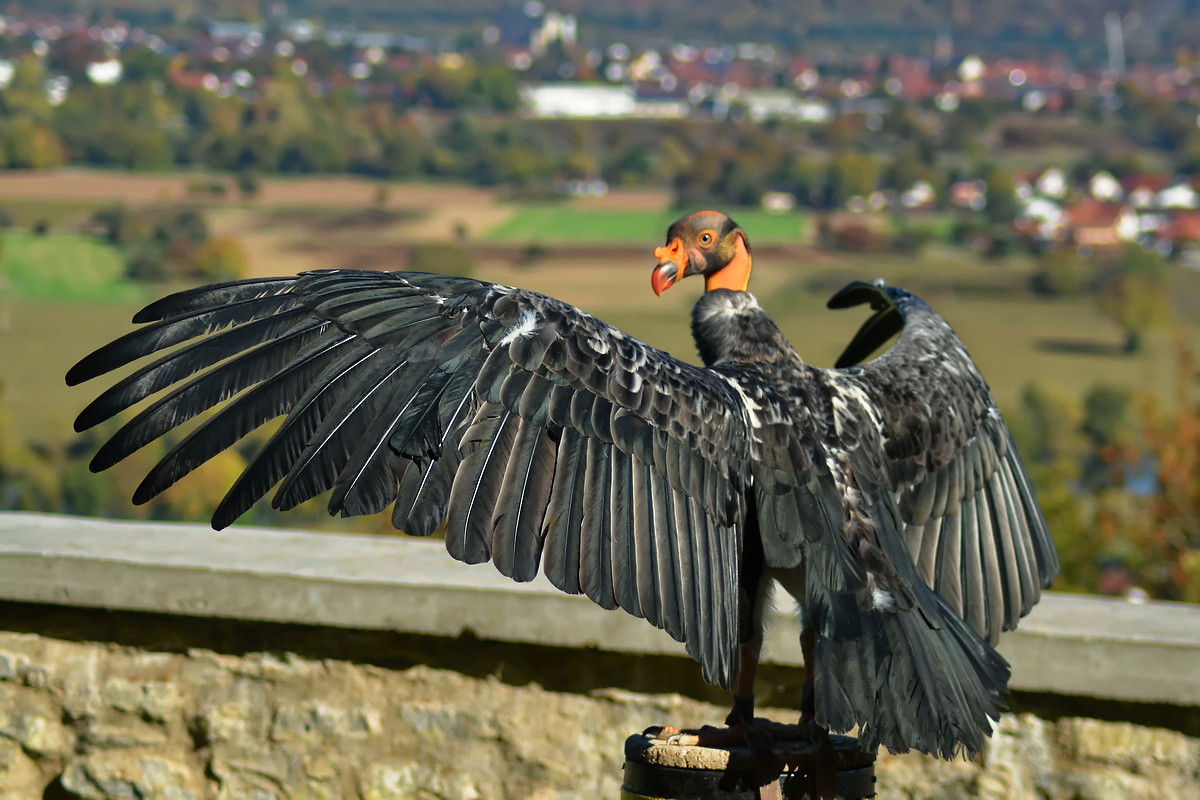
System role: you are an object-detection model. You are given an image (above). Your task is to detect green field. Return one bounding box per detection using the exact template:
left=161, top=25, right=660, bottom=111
left=1, top=232, right=149, bottom=304
left=484, top=206, right=811, bottom=244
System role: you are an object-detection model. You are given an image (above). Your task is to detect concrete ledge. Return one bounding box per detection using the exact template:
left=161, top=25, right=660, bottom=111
left=2, top=512, right=1199, bottom=707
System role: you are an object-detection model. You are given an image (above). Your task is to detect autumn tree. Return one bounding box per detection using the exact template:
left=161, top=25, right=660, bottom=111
left=190, top=237, right=250, bottom=282
left=1093, top=343, right=1200, bottom=601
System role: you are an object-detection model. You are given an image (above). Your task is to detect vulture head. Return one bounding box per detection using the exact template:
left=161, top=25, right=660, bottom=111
left=651, top=210, right=753, bottom=296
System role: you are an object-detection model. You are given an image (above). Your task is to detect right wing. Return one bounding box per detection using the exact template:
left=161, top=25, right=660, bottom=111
left=67, top=270, right=755, bottom=687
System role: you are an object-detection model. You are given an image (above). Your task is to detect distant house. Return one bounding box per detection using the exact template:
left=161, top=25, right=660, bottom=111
left=1012, top=167, right=1067, bottom=201
left=1089, top=171, right=1123, bottom=202
left=761, top=191, right=796, bottom=213
left=1016, top=197, right=1064, bottom=241
left=900, top=180, right=936, bottom=210
left=1035, top=167, right=1068, bottom=199
left=1122, top=174, right=1170, bottom=209
left=1157, top=181, right=1199, bottom=209
left=86, top=59, right=123, bottom=85
left=1063, top=200, right=1138, bottom=250
left=950, top=179, right=986, bottom=210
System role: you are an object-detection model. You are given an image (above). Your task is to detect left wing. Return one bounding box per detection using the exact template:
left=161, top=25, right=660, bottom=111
left=827, top=281, right=1059, bottom=644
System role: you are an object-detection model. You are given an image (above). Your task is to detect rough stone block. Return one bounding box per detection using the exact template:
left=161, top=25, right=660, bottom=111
left=1058, top=717, right=1200, bottom=773
left=0, top=649, right=21, bottom=681
left=101, top=677, right=180, bottom=724
left=0, top=737, right=43, bottom=798
left=396, top=705, right=484, bottom=741
left=209, top=744, right=319, bottom=800
left=59, top=753, right=201, bottom=800
left=360, top=762, right=482, bottom=800
left=193, top=679, right=274, bottom=744
left=0, top=686, right=71, bottom=756
left=976, top=714, right=1057, bottom=797
left=269, top=703, right=382, bottom=743
left=79, top=720, right=171, bottom=750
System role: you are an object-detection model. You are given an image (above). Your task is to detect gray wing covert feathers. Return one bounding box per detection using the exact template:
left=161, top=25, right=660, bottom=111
left=827, top=281, right=1059, bottom=645
left=66, top=270, right=752, bottom=688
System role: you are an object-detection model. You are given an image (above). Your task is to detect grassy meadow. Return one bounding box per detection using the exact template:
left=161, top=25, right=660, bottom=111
left=484, top=206, right=812, bottom=244
left=1, top=170, right=1198, bottom=458
left=1, top=232, right=149, bottom=303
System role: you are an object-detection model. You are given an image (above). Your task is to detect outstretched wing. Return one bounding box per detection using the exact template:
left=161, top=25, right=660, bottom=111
left=66, top=270, right=753, bottom=687
left=827, top=281, right=1059, bottom=644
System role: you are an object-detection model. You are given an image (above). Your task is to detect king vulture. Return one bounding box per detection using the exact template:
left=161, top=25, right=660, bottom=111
left=67, top=210, right=1058, bottom=759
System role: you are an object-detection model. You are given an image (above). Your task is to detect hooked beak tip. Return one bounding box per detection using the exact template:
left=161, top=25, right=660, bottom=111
left=651, top=262, right=677, bottom=297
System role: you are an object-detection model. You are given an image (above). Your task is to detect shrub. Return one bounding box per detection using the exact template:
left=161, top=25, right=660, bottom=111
left=1030, top=248, right=1090, bottom=296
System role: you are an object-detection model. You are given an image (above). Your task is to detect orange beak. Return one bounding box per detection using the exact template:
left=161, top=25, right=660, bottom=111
left=651, top=237, right=687, bottom=296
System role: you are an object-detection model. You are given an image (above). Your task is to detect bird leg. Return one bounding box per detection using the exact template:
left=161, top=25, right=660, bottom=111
left=799, top=623, right=837, bottom=800
left=656, top=635, right=765, bottom=748
left=730, top=635, right=786, bottom=787
left=651, top=565, right=782, bottom=785
left=653, top=633, right=783, bottom=789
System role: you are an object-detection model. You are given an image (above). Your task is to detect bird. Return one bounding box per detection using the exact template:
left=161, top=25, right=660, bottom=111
left=67, top=209, right=1057, bottom=761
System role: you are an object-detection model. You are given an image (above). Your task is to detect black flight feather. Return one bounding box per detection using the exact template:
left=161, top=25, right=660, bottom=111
left=445, top=404, right=519, bottom=565
left=491, top=417, right=557, bottom=582
left=541, top=427, right=588, bottom=595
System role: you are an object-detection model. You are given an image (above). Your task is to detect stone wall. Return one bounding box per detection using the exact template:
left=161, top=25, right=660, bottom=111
left=1, top=606, right=1197, bottom=800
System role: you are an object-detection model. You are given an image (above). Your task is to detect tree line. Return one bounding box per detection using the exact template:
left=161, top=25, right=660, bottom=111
left=10, top=44, right=1200, bottom=216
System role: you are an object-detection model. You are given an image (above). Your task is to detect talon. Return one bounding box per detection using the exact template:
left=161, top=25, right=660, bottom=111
left=666, top=731, right=701, bottom=746
left=644, top=725, right=680, bottom=738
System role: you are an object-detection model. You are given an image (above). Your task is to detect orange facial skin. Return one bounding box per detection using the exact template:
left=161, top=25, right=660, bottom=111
left=651, top=210, right=752, bottom=296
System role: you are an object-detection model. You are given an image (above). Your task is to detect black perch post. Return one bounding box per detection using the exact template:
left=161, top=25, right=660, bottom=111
left=622, top=726, right=876, bottom=800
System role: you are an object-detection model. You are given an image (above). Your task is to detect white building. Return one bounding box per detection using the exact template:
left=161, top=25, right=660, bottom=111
left=739, top=89, right=832, bottom=122
left=520, top=83, right=636, bottom=118
left=1089, top=171, right=1123, bottom=202
left=1035, top=167, right=1068, bottom=199
left=1157, top=182, right=1199, bottom=209
left=1018, top=197, right=1065, bottom=241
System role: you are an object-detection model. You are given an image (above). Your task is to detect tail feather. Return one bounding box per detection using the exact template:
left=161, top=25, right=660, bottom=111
left=812, top=583, right=1008, bottom=758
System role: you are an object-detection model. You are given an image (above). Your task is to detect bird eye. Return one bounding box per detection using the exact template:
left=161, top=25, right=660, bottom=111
left=698, top=231, right=714, bottom=246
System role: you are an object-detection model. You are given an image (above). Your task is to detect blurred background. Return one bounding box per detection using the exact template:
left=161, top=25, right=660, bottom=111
left=0, top=0, right=1196, bottom=603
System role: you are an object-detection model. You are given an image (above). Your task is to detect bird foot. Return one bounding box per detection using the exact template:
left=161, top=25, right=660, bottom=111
left=645, top=723, right=765, bottom=749
left=645, top=723, right=784, bottom=786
